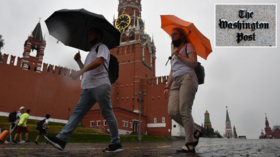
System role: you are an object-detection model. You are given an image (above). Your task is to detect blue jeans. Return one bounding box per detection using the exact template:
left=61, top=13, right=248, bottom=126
left=57, top=84, right=120, bottom=144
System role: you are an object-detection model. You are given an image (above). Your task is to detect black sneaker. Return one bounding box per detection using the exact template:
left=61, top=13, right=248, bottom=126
left=25, top=140, right=30, bottom=143
left=35, top=141, right=39, bottom=145
left=102, top=143, right=124, bottom=153
left=44, top=135, right=66, bottom=151
left=12, top=140, right=17, bottom=144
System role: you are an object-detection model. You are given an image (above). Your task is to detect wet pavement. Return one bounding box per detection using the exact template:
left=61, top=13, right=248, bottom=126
left=0, top=138, right=280, bottom=157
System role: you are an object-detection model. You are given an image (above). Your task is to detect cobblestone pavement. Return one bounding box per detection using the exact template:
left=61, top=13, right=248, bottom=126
left=0, top=138, right=280, bottom=157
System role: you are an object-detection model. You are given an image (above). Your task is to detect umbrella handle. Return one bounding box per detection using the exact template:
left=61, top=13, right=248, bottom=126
left=165, top=56, right=172, bottom=66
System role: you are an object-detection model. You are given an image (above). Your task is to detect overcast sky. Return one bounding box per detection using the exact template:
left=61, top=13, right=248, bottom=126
left=1, top=0, right=279, bottom=139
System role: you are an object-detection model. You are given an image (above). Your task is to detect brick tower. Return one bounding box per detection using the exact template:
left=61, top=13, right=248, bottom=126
left=112, top=0, right=156, bottom=113
left=224, top=106, right=233, bottom=138
left=22, top=20, right=46, bottom=72
left=264, top=113, right=272, bottom=138
left=204, top=109, right=212, bottom=128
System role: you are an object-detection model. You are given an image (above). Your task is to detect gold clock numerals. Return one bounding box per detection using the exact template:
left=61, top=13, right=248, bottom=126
left=115, top=14, right=131, bottom=30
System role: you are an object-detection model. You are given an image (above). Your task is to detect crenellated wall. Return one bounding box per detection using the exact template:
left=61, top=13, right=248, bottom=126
left=0, top=53, right=83, bottom=120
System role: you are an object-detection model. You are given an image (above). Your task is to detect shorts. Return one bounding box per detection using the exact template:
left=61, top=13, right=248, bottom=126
left=38, top=129, right=47, bottom=135
left=16, top=126, right=28, bottom=134
left=10, top=123, right=17, bottom=131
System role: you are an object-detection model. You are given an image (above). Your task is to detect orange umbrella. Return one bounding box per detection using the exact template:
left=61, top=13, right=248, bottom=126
left=161, top=15, right=212, bottom=60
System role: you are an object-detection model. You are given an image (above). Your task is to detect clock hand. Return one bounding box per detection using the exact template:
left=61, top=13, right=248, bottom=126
left=117, top=21, right=129, bottom=26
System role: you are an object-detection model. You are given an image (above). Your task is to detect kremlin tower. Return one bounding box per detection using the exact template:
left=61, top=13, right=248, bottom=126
left=224, top=106, right=233, bottom=138
left=22, top=20, right=46, bottom=72
left=204, top=109, right=212, bottom=129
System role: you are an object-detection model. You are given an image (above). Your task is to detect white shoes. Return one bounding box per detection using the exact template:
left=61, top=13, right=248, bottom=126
left=20, top=140, right=25, bottom=143
left=4, top=141, right=9, bottom=144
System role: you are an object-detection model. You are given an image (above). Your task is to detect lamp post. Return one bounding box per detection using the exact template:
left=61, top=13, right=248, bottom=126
left=135, top=90, right=146, bottom=141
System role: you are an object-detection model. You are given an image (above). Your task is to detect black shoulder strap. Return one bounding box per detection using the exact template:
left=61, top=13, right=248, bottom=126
left=95, top=44, right=109, bottom=73
left=185, top=43, right=189, bottom=58
left=95, top=45, right=100, bottom=54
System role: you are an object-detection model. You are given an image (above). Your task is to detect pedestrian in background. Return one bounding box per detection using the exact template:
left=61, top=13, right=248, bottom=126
left=7, top=106, right=24, bottom=143
left=12, top=109, right=31, bottom=144
left=35, top=114, right=50, bottom=145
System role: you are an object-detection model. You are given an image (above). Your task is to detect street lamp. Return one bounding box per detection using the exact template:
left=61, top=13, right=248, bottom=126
left=135, top=90, right=146, bottom=141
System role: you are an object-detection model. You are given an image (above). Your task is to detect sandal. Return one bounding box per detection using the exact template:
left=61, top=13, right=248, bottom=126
left=194, top=129, right=203, bottom=147
left=176, top=142, right=195, bottom=153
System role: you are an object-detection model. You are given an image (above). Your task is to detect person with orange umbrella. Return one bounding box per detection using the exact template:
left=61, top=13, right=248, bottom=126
left=162, top=15, right=212, bottom=153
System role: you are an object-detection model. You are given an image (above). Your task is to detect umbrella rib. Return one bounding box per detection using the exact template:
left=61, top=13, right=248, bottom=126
left=66, top=26, right=85, bottom=48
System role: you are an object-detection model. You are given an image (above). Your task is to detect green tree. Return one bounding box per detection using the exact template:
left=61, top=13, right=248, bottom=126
left=0, top=35, right=4, bottom=52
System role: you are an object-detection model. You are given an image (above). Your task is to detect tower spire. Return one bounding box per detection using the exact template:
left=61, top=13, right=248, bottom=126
left=32, top=20, right=43, bottom=42
left=226, top=106, right=230, bottom=121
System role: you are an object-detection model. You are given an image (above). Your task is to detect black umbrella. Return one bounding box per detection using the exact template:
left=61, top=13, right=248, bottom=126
left=45, top=8, right=120, bottom=51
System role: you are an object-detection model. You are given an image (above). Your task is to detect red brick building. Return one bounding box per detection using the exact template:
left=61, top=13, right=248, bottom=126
left=259, top=113, right=280, bottom=139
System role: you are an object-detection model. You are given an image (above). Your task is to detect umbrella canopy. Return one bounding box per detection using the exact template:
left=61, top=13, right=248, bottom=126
left=45, top=9, right=120, bottom=51
left=161, top=15, right=212, bottom=60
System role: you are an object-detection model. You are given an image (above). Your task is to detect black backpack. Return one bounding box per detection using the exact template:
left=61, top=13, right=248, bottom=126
left=8, top=111, right=17, bottom=122
left=36, top=119, right=46, bottom=130
left=96, top=45, right=119, bottom=84
left=185, top=45, right=205, bottom=85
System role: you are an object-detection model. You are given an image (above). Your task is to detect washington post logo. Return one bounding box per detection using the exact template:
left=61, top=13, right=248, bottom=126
left=215, top=4, right=276, bottom=47
left=218, top=9, right=269, bottom=43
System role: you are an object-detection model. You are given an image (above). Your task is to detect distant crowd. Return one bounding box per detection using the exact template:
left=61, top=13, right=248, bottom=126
left=4, top=106, right=50, bottom=145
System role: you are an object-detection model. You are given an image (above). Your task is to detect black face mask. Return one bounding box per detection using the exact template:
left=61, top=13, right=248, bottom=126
left=90, top=38, right=98, bottom=46
left=172, top=38, right=182, bottom=47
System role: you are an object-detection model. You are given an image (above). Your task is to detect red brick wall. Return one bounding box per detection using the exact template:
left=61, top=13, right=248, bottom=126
left=82, top=107, right=147, bottom=133
left=0, top=54, right=82, bottom=120
left=273, top=128, right=280, bottom=139
left=141, top=77, right=171, bottom=136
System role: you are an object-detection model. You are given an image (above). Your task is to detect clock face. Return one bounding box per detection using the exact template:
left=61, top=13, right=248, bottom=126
left=115, top=14, right=131, bottom=30
left=137, top=17, right=145, bottom=31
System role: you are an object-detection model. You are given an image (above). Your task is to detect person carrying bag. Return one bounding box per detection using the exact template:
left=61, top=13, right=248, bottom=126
left=163, top=28, right=203, bottom=153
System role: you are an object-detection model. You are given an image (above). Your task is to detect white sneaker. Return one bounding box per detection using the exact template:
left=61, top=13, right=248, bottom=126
left=20, top=140, right=25, bottom=143
left=4, top=141, right=9, bottom=144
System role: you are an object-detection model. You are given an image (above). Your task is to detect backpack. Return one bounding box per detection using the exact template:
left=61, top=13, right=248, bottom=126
left=185, top=45, right=205, bottom=85
left=96, top=45, right=119, bottom=84
left=36, top=119, right=46, bottom=130
left=8, top=111, right=17, bottom=122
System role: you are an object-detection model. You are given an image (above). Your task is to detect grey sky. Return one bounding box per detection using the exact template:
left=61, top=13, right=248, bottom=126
left=0, top=0, right=279, bottom=139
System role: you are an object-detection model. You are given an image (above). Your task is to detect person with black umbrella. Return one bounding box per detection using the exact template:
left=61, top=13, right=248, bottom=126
left=44, top=27, right=123, bottom=152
